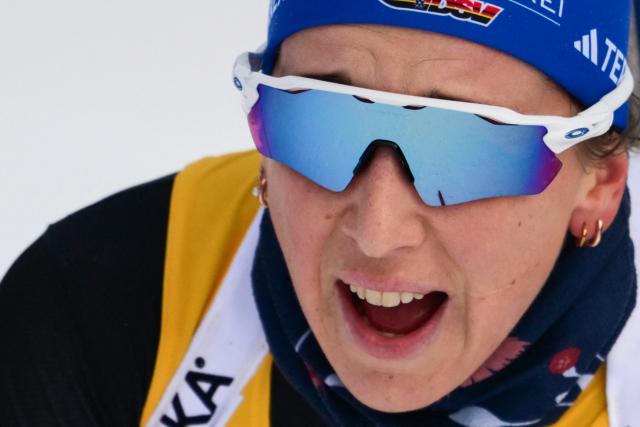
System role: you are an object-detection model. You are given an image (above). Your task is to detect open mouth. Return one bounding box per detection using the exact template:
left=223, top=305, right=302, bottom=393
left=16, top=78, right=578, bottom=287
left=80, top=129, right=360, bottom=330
left=337, top=279, right=448, bottom=358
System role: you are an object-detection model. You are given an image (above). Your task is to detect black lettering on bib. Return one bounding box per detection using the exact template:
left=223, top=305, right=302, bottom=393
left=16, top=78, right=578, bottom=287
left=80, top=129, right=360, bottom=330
left=160, top=358, right=233, bottom=427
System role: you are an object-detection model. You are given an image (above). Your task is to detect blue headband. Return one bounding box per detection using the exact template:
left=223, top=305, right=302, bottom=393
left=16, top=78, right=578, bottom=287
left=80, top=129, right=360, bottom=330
left=263, top=0, right=632, bottom=129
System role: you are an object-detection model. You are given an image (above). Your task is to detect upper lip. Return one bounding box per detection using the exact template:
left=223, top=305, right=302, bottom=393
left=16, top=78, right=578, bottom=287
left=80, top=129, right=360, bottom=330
left=337, top=271, right=445, bottom=295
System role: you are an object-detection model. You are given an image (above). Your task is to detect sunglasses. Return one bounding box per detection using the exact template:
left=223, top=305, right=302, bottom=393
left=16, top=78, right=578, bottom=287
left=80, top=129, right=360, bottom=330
left=233, top=51, right=633, bottom=206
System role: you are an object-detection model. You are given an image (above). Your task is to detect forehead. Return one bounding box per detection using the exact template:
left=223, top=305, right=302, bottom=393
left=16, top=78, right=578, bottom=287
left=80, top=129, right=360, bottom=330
left=279, top=24, right=502, bottom=63
left=274, top=24, right=570, bottom=113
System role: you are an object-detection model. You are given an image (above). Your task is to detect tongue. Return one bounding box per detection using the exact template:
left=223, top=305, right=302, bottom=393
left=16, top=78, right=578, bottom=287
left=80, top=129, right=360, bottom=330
left=362, top=292, right=447, bottom=335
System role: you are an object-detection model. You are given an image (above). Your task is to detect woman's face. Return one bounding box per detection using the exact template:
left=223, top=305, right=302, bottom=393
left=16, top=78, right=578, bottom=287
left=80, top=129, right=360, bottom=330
left=265, top=25, right=596, bottom=412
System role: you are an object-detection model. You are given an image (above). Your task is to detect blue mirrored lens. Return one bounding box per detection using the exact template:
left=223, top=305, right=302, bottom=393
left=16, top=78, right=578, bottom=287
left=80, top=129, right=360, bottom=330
left=248, top=85, right=562, bottom=206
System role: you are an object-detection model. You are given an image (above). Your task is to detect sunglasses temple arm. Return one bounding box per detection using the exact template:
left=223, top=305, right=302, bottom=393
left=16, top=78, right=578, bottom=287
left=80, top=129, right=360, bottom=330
left=580, top=66, right=635, bottom=117
left=233, top=51, right=263, bottom=114
left=545, top=66, right=635, bottom=153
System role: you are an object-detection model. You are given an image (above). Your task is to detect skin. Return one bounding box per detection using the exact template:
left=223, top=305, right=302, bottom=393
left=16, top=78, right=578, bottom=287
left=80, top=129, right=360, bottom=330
left=263, top=25, right=629, bottom=412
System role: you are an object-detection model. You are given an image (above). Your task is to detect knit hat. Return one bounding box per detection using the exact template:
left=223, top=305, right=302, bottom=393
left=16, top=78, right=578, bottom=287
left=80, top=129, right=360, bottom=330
left=263, top=0, right=632, bottom=128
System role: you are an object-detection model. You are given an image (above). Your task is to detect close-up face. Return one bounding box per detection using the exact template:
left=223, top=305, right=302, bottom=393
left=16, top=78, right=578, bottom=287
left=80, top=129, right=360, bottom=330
left=265, top=24, right=604, bottom=412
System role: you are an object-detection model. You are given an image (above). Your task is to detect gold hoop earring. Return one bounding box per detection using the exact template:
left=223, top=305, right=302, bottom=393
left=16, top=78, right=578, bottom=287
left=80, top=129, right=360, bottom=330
left=576, top=219, right=604, bottom=248
left=252, top=175, right=268, bottom=208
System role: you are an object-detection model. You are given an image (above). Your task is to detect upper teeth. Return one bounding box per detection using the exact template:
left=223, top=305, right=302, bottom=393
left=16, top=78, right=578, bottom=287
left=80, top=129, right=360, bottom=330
left=348, top=284, right=425, bottom=307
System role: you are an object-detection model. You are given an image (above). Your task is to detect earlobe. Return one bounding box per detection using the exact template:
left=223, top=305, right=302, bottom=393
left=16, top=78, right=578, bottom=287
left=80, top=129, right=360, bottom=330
left=568, top=151, right=628, bottom=242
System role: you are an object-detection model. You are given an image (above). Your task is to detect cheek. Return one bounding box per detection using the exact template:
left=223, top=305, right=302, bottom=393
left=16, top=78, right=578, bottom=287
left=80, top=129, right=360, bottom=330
left=267, top=161, right=332, bottom=249
left=454, top=199, right=565, bottom=297
left=264, top=161, right=341, bottom=321
left=444, top=156, right=583, bottom=350
left=452, top=152, right=581, bottom=293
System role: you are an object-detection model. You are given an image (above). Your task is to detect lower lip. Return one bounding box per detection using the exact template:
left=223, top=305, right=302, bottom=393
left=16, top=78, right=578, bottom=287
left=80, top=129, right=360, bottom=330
left=337, top=282, right=448, bottom=360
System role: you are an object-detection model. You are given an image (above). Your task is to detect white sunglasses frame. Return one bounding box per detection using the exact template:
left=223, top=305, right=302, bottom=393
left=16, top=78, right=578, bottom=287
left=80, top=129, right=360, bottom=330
left=233, top=51, right=634, bottom=154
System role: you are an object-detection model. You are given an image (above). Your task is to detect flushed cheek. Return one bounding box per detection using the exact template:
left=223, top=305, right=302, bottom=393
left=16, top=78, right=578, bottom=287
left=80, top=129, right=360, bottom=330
left=441, top=197, right=567, bottom=299
left=463, top=287, right=536, bottom=353
left=265, top=162, right=349, bottom=339
left=462, top=242, right=555, bottom=300
left=455, top=214, right=565, bottom=373
left=267, top=163, right=337, bottom=270
left=272, top=208, right=338, bottom=330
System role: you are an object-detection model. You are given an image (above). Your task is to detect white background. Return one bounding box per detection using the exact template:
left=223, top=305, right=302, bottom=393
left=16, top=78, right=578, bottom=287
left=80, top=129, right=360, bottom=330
left=0, top=1, right=639, bottom=278
left=0, top=1, right=266, bottom=276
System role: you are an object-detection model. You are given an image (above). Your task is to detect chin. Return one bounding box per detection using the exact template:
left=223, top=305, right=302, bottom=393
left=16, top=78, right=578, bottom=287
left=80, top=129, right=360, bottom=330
left=335, top=365, right=449, bottom=413
left=319, top=321, right=468, bottom=414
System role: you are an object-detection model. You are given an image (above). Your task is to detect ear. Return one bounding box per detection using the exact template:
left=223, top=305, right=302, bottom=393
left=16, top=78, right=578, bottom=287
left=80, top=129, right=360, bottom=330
left=568, top=151, right=629, bottom=240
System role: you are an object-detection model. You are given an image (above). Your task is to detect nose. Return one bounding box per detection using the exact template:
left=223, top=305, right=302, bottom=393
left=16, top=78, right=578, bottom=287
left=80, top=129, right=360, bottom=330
left=341, top=145, right=428, bottom=258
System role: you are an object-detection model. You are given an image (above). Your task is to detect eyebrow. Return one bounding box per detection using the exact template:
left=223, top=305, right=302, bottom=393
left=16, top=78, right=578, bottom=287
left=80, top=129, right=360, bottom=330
left=300, top=72, right=353, bottom=85
left=426, top=89, right=482, bottom=104
left=300, top=72, right=481, bottom=104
